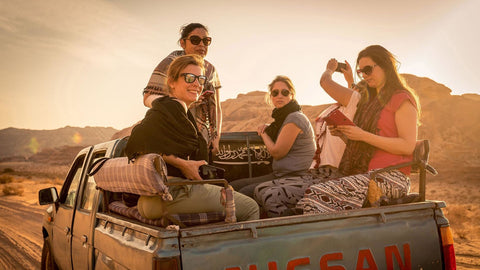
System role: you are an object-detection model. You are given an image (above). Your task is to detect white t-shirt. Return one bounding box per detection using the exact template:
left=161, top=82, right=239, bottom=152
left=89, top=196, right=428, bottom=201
left=311, top=91, right=361, bottom=168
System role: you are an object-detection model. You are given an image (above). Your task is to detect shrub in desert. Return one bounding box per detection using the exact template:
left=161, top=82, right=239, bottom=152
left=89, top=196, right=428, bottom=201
left=40, top=177, right=64, bottom=185
left=2, top=168, right=14, bottom=173
left=0, top=175, right=13, bottom=184
left=2, top=184, right=24, bottom=196
left=53, top=177, right=64, bottom=185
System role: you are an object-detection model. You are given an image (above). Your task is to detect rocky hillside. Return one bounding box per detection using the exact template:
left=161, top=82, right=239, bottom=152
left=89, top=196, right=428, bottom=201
left=0, top=126, right=118, bottom=158
left=402, top=74, right=480, bottom=167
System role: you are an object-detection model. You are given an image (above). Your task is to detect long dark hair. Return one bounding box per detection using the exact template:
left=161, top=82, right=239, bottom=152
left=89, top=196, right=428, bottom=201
left=356, top=45, right=421, bottom=118
left=178, top=23, right=209, bottom=44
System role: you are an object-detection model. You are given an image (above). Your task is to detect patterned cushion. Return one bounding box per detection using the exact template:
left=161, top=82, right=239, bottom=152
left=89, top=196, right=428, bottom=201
left=108, top=201, right=225, bottom=227
left=90, top=154, right=172, bottom=201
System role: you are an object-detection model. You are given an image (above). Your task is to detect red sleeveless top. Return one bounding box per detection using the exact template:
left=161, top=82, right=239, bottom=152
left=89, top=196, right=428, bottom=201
left=368, top=91, right=417, bottom=175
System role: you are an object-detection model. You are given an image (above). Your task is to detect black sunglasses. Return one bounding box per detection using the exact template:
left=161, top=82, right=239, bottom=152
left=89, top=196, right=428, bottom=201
left=356, top=64, right=377, bottom=77
left=185, top=35, right=212, bottom=46
left=180, top=73, right=207, bottom=85
left=271, top=89, right=291, bottom=97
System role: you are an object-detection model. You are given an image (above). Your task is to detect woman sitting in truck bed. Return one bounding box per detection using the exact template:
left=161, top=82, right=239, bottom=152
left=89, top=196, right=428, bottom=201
left=254, top=45, right=420, bottom=217
left=296, top=45, right=420, bottom=214
left=229, top=76, right=316, bottom=198
left=125, top=54, right=259, bottom=221
left=252, top=63, right=362, bottom=217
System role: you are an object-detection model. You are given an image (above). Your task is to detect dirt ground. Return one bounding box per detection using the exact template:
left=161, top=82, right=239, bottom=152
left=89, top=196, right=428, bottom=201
left=0, top=163, right=479, bottom=269
left=0, top=178, right=63, bottom=270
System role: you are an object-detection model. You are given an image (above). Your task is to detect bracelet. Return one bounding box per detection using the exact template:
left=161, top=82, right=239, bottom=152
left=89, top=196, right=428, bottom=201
left=350, top=83, right=356, bottom=89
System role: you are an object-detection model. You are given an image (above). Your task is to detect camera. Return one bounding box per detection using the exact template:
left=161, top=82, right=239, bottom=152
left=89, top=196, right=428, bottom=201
left=335, top=62, right=347, bottom=73
left=198, top=164, right=225, bottom=179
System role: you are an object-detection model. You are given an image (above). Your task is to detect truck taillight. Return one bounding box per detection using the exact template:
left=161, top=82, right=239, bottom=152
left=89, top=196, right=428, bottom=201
left=153, top=257, right=181, bottom=270
left=440, top=226, right=456, bottom=270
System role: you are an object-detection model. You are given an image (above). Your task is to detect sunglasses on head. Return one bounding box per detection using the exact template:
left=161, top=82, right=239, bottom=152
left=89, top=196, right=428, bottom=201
left=271, top=89, right=291, bottom=97
left=180, top=73, right=207, bottom=85
left=185, top=35, right=212, bottom=46
left=356, top=64, right=377, bottom=77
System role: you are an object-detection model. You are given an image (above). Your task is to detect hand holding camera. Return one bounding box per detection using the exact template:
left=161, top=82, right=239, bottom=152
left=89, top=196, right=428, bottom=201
left=198, top=164, right=225, bottom=179
left=335, top=62, right=347, bottom=73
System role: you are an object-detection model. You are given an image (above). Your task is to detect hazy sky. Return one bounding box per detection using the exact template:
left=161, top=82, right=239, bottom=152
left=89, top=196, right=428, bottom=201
left=1, top=0, right=478, bottom=130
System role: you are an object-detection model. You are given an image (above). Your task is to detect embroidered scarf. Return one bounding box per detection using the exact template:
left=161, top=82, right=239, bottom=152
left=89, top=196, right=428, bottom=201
left=265, top=100, right=302, bottom=142
left=338, top=89, right=385, bottom=175
left=189, top=89, right=217, bottom=144
left=125, top=96, right=208, bottom=177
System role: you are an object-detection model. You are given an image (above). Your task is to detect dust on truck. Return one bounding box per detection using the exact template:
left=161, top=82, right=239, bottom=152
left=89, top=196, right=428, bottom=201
left=38, top=132, right=456, bottom=270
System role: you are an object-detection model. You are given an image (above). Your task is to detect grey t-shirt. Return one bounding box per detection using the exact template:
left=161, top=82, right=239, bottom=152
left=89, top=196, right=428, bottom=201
left=272, top=111, right=316, bottom=177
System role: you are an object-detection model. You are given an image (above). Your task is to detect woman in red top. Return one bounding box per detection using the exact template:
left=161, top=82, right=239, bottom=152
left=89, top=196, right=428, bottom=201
left=297, top=45, right=420, bottom=213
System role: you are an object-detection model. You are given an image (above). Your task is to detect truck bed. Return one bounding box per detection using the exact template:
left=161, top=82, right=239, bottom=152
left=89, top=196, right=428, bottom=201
left=94, top=201, right=447, bottom=270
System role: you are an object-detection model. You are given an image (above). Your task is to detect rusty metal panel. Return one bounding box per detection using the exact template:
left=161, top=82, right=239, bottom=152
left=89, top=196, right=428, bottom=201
left=94, top=217, right=180, bottom=269
left=179, top=205, right=444, bottom=270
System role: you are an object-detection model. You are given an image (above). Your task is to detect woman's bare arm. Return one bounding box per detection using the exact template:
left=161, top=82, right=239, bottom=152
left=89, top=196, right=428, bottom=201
left=260, top=123, right=302, bottom=160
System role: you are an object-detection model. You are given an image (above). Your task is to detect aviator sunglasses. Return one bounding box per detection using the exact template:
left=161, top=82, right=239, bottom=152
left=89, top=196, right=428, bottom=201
left=180, top=73, right=207, bottom=85
left=356, top=64, right=377, bottom=77
left=271, top=89, right=291, bottom=97
left=184, top=35, right=212, bottom=46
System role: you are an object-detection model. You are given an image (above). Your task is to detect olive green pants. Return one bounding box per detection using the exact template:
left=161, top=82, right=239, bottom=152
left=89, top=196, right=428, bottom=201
left=137, top=177, right=259, bottom=221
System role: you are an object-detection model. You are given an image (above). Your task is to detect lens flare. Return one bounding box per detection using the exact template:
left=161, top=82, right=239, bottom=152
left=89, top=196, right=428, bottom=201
left=72, top=132, right=83, bottom=144
left=28, top=137, right=39, bottom=154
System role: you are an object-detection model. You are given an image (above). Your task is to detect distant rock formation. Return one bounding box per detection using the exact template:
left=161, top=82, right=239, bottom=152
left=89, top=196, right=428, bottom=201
left=28, top=145, right=86, bottom=165
left=0, top=126, right=118, bottom=158
left=402, top=74, right=480, bottom=167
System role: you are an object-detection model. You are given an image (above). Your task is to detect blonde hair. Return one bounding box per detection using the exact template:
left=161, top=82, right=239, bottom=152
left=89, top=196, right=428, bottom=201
left=167, top=54, right=205, bottom=93
left=265, top=75, right=296, bottom=106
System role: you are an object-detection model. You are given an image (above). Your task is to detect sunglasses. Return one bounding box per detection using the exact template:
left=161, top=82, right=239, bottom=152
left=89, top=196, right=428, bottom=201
left=356, top=64, right=377, bottom=77
left=271, top=89, right=291, bottom=97
left=180, top=73, right=207, bottom=85
left=185, top=35, right=212, bottom=46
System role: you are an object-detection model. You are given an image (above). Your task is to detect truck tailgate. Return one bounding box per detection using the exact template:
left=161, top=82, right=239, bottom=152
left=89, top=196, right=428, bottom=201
left=179, top=202, right=444, bottom=270
left=94, top=213, right=180, bottom=269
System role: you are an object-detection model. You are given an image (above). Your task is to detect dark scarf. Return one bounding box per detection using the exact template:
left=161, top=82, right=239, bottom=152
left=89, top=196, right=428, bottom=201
left=338, top=89, right=384, bottom=176
left=264, top=100, right=302, bottom=142
left=125, top=96, right=208, bottom=177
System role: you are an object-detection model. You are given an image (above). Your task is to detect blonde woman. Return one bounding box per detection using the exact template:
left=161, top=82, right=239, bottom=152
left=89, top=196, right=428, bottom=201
left=230, top=76, right=316, bottom=199
left=127, top=55, right=258, bottom=221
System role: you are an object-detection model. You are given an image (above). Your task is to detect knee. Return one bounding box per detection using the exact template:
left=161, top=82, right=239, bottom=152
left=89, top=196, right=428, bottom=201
left=137, top=195, right=167, bottom=219
left=234, top=192, right=260, bottom=221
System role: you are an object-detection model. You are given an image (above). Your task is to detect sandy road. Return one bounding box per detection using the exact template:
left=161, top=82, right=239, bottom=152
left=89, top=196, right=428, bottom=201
left=0, top=197, right=45, bottom=270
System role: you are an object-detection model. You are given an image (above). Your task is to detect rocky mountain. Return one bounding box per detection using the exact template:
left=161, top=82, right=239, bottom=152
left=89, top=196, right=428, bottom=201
left=0, top=126, right=118, bottom=159
left=402, top=74, right=480, bottom=167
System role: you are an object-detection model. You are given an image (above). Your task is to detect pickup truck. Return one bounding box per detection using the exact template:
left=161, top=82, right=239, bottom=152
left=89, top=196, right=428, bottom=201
left=38, top=132, right=456, bottom=270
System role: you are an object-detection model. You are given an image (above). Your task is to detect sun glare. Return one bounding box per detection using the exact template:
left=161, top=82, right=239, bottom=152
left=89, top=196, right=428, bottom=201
left=28, top=137, right=39, bottom=154
left=72, top=132, right=83, bottom=144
